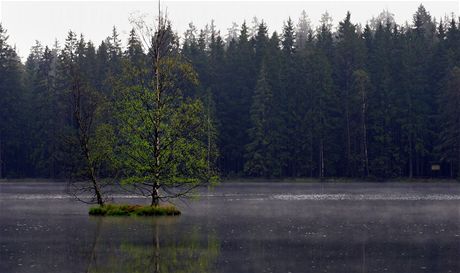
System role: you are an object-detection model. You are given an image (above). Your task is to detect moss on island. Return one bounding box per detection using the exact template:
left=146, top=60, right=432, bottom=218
left=89, top=204, right=181, bottom=216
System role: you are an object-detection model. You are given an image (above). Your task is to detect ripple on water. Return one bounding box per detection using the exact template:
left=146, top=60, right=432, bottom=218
left=0, top=194, right=148, bottom=200
left=3, top=193, right=460, bottom=201
left=272, top=193, right=460, bottom=201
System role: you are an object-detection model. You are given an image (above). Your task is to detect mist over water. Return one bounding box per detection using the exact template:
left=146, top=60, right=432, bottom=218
left=1, top=182, right=460, bottom=272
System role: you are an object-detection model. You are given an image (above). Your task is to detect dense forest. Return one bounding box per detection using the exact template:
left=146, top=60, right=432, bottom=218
left=1, top=5, right=460, bottom=179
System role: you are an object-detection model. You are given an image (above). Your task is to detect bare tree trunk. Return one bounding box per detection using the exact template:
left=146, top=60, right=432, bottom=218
left=152, top=1, right=162, bottom=207
left=75, top=99, right=102, bottom=204
left=457, top=77, right=460, bottom=179
left=457, top=135, right=460, bottom=179
left=408, top=97, right=413, bottom=179
left=310, top=131, right=313, bottom=177
left=154, top=221, right=160, bottom=273
left=409, top=134, right=413, bottom=179
left=361, top=82, right=369, bottom=177
left=86, top=149, right=104, bottom=206
left=151, top=187, right=160, bottom=206
left=73, top=74, right=104, bottom=207
left=319, top=139, right=324, bottom=179
left=319, top=93, right=324, bottom=179
left=86, top=217, right=103, bottom=273
left=361, top=241, right=366, bottom=273
left=345, top=74, right=351, bottom=176
left=0, top=134, right=3, bottom=179
left=207, top=90, right=211, bottom=176
left=51, top=139, right=56, bottom=178
left=419, top=153, right=423, bottom=177
left=345, top=88, right=351, bottom=177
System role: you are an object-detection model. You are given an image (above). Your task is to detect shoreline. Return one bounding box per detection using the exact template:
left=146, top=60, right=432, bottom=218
left=1, top=177, right=459, bottom=184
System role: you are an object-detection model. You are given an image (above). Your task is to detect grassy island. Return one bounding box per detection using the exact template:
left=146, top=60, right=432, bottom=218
left=88, top=204, right=181, bottom=216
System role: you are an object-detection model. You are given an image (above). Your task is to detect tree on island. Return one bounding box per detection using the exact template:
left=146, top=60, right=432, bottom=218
left=115, top=9, right=218, bottom=206
left=61, top=31, right=116, bottom=206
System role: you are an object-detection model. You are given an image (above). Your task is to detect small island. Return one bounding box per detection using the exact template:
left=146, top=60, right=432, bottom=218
left=88, top=204, right=181, bottom=216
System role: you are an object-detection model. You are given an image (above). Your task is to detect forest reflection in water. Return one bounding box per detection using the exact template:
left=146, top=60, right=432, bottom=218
left=85, top=217, right=220, bottom=273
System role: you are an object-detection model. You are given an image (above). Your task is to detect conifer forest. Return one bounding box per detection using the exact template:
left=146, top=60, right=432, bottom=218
left=2, top=5, right=460, bottom=180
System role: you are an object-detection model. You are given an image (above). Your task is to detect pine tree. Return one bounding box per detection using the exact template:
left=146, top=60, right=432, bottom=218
left=106, top=26, right=122, bottom=76
left=125, top=28, right=144, bottom=64
left=26, top=45, right=61, bottom=177
left=217, top=21, right=256, bottom=175
left=438, top=67, right=460, bottom=177
left=276, top=18, right=300, bottom=176
left=95, top=41, right=110, bottom=94
left=225, top=22, right=239, bottom=45
left=446, top=17, right=460, bottom=67
left=295, top=10, right=312, bottom=49
left=282, top=18, right=295, bottom=55
left=254, top=22, right=269, bottom=67
left=351, top=69, right=371, bottom=177
left=399, top=5, right=436, bottom=177
left=245, top=64, right=274, bottom=177
left=0, top=24, right=27, bottom=177
left=313, top=18, right=341, bottom=177
left=366, top=22, right=401, bottom=177
left=334, top=11, right=366, bottom=176
left=316, top=12, right=334, bottom=60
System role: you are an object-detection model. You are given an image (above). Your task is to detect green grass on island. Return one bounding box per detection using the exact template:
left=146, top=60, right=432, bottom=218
left=89, top=204, right=181, bottom=216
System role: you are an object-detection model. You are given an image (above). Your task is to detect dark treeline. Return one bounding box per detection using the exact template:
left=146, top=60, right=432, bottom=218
left=2, top=5, right=460, bottom=179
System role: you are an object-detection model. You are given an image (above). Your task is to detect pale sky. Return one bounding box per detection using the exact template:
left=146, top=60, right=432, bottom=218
left=1, top=0, right=459, bottom=60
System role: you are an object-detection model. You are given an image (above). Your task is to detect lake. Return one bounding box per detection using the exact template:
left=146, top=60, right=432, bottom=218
left=1, top=181, right=460, bottom=272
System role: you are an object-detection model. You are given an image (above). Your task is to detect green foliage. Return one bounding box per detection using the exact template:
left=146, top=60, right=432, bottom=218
left=114, top=19, right=218, bottom=204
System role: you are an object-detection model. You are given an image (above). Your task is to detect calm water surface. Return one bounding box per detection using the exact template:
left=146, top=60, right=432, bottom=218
left=1, top=182, right=460, bottom=273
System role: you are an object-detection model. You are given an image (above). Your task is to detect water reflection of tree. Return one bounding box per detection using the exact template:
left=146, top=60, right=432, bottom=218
left=86, top=217, right=220, bottom=273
